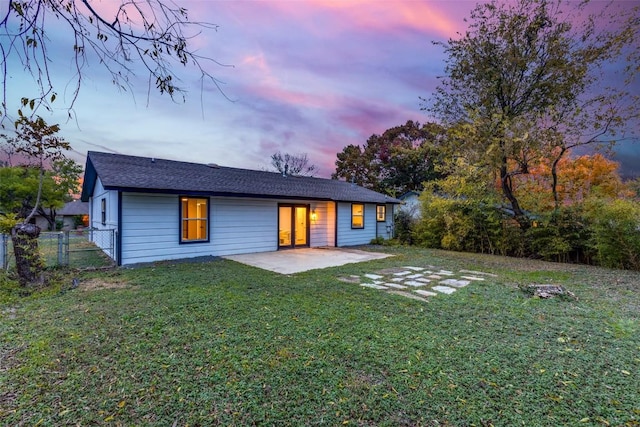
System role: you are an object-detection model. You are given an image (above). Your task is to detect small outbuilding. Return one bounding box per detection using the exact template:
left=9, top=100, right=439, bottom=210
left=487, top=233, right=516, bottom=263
left=80, top=151, right=400, bottom=266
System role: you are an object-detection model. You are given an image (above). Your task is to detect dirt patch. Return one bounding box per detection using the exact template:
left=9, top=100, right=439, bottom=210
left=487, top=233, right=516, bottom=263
left=80, top=278, right=131, bottom=291
left=337, top=275, right=361, bottom=284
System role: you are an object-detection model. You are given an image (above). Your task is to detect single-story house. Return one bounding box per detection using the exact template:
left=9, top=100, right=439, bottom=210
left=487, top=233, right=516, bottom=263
left=33, top=200, right=89, bottom=231
left=398, top=191, right=421, bottom=218
left=80, top=151, right=401, bottom=266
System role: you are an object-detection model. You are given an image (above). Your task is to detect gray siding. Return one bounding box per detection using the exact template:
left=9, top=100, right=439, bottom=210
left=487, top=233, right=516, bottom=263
left=210, top=197, right=277, bottom=255
left=90, top=188, right=393, bottom=265
left=117, top=195, right=339, bottom=265
left=90, top=178, right=118, bottom=230
left=375, top=203, right=395, bottom=239
left=119, top=194, right=279, bottom=265
left=87, top=178, right=118, bottom=260
left=309, top=201, right=335, bottom=247
left=336, top=202, right=377, bottom=247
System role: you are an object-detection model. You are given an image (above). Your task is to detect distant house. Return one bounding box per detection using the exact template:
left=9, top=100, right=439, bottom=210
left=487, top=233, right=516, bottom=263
left=80, top=152, right=401, bottom=266
left=34, top=200, right=89, bottom=231
left=398, top=191, right=421, bottom=218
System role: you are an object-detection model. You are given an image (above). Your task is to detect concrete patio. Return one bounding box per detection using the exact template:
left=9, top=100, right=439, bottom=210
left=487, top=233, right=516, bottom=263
left=223, top=247, right=392, bottom=274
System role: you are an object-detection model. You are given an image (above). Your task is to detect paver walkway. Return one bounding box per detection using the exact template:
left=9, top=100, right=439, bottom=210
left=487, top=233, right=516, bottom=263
left=338, top=266, right=497, bottom=302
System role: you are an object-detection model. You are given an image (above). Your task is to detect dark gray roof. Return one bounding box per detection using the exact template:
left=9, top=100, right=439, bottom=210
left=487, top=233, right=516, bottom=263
left=39, top=201, right=88, bottom=217
left=58, top=201, right=89, bottom=216
left=81, top=151, right=400, bottom=204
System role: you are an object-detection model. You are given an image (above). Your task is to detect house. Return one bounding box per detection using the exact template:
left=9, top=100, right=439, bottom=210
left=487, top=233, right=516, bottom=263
left=33, top=200, right=89, bottom=231
left=398, top=191, right=421, bottom=218
left=80, top=151, right=401, bottom=266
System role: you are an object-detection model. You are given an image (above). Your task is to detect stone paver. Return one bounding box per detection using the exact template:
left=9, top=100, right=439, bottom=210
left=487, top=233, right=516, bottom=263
left=343, top=265, right=497, bottom=303
left=404, top=280, right=427, bottom=287
left=440, top=278, right=471, bottom=288
left=460, top=275, right=485, bottom=281
left=393, top=271, right=413, bottom=276
left=415, top=289, right=438, bottom=297
left=382, top=282, right=408, bottom=289
left=387, top=290, right=429, bottom=303
left=432, top=285, right=457, bottom=294
left=361, top=283, right=388, bottom=290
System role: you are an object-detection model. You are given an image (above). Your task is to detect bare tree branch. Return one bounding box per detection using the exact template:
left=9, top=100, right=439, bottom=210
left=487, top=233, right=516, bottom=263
left=0, top=0, right=231, bottom=123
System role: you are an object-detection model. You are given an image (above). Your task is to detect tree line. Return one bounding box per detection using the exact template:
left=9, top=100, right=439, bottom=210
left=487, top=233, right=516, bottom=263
left=333, top=0, right=640, bottom=270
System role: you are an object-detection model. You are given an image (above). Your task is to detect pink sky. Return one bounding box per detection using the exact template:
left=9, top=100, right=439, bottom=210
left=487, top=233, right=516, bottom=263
left=4, top=0, right=639, bottom=177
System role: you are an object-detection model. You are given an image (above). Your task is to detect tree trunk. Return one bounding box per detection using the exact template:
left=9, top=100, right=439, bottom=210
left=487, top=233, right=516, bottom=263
left=500, top=164, right=530, bottom=231
left=551, top=146, right=567, bottom=212
left=36, top=207, right=56, bottom=231
left=11, top=222, right=44, bottom=287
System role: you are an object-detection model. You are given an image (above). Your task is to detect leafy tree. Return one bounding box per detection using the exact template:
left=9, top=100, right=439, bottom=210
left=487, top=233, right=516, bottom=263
left=38, top=159, right=83, bottom=230
left=0, top=161, right=80, bottom=230
left=517, top=154, right=632, bottom=212
left=584, top=197, right=640, bottom=270
left=333, top=121, right=446, bottom=196
left=424, top=0, right=639, bottom=229
left=269, top=152, right=317, bottom=177
left=0, top=0, right=224, bottom=120
left=0, top=115, right=70, bottom=286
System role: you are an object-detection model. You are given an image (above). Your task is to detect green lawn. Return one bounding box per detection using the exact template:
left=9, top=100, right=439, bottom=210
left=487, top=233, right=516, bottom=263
left=1, top=246, right=638, bottom=426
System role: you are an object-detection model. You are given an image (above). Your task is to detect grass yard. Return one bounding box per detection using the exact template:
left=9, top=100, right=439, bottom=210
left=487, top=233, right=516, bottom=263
left=1, top=246, right=639, bottom=426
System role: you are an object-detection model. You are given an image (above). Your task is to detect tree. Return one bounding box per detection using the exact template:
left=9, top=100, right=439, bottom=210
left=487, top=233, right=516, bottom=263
left=0, top=161, right=80, bottom=231
left=0, top=115, right=70, bottom=286
left=332, top=121, right=446, bottom=196
left=424, top=0, right=639, bottom=230
left=0, top=0, right=224, bottom=121
left=515, top=153, right=632, bottom=214
left=269, top=152, right=317, bottom=177
left=37, top=158, right=83, bottom=230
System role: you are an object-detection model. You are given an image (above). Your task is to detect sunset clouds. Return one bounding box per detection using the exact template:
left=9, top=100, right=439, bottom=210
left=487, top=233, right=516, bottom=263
left=5, top=0, right=637, bottom=177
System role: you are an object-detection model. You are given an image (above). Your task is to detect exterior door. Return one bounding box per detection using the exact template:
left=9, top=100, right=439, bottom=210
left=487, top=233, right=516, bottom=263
left=278, top=204, right=309, bottom=249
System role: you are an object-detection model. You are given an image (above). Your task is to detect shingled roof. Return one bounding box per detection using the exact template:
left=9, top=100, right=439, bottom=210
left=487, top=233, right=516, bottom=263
left=81, top=151, right=400, bottom=204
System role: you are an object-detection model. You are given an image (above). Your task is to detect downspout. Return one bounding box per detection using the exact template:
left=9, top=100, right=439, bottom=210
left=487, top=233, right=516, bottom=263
left=334, top=202, right=339, bottom=247
left=116, top=191, right=122, bottom=266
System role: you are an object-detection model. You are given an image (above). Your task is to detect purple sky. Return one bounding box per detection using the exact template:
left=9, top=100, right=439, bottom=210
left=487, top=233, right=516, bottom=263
left=4, top=0, right=639, bottom=178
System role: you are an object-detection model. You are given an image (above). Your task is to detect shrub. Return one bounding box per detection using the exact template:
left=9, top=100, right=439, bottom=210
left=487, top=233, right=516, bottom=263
left=584, top=197, right=640, bottom=270
left=394, top=210, right=417, bottom=245
left=526, top=207, right=592, bottom=264
left=414, top=193, right=507, bottom=255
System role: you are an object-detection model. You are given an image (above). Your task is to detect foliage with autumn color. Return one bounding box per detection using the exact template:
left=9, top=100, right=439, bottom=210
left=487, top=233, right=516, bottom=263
left=515, top=153, right=633, bottom=213
left=412, top=154, right=640, bottom=269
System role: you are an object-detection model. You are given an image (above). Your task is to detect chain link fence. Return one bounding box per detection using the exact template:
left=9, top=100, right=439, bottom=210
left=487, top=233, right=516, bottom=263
left=1, top=228, right=116, bottom=271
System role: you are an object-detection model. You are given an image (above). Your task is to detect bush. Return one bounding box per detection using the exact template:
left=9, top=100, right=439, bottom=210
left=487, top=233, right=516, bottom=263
left=584, top=198, right=640, bottom=270
left=526, top=207, right=592, bottom=264
left=413, top=193, right=508, bottom=255
left=394, top=210, right=417, bottom=245
left=370, top=236, right=385, bottom=245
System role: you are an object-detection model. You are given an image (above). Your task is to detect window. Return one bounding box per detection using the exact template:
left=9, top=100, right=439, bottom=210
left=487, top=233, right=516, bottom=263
left=180, top=197, right=209, bottom=242
left=101, top=198, right=106, bottom=225
left=376, top=205, right=386, bottom=222
left=351, top=203, right=364, bottom=229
